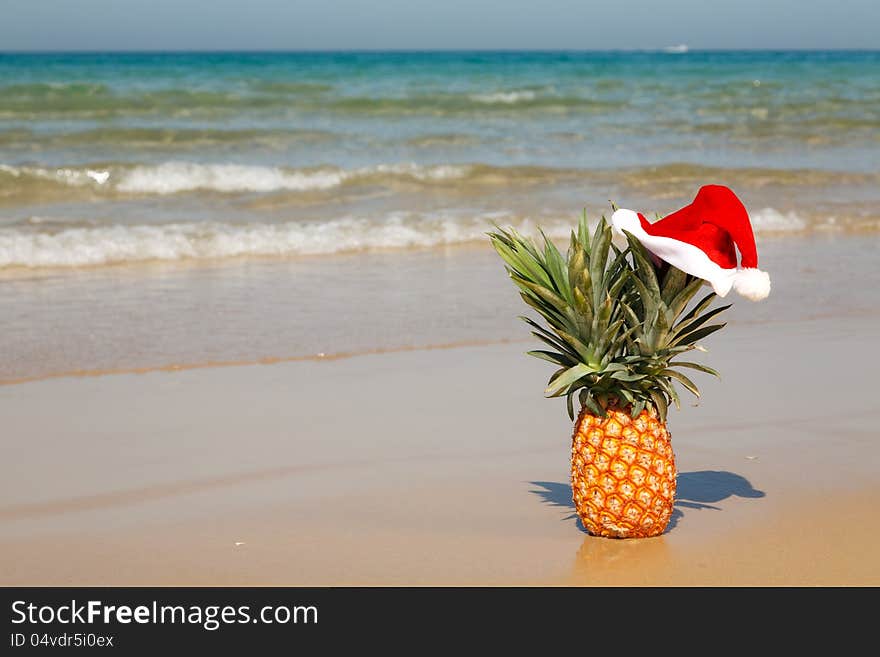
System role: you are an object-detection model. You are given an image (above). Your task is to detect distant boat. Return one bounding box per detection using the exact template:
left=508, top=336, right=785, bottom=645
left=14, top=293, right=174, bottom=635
left=662, top=44, right=689, bottom=54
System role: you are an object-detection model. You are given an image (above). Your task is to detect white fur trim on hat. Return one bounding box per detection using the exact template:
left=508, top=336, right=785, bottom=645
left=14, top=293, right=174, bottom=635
left=611, top=209, right=769, bottom=301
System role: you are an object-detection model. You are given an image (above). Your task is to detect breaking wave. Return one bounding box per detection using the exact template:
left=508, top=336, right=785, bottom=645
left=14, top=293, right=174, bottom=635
left=0, top=208, right=832, bottom=269
left=2, top=161, right=878, bottom=200
left=469, top=90, right=537, bottom=104
left=0, top=213, right=557, bottom=268
left=0, top=161, right=479, bottom=197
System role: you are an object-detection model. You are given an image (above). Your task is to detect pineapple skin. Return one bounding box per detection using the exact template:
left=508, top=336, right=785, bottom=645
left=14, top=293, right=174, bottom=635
left=571, top=406, right=676, bottom=538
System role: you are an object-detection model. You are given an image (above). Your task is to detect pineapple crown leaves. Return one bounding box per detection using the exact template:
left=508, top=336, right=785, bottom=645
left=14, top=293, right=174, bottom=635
left=488, top=211, right=731, bottom=423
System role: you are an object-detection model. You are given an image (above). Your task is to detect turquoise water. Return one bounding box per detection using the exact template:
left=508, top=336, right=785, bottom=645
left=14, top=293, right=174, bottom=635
left=0, top=51, right=878, bottom=268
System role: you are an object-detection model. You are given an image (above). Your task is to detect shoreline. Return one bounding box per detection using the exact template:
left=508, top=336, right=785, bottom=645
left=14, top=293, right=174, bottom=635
left=0, top=337, right=521, bottom=387
left=3, top=232, right=880, bottom=385
left=3, top=309, right=879, bottom=388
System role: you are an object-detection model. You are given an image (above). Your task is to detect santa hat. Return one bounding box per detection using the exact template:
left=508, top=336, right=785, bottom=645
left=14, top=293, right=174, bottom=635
left=610, top=185, right=770, bottom=301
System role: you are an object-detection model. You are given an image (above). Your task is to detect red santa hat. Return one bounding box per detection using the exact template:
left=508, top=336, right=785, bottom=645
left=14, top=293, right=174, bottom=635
left=610, top=185, right=771, bottom=301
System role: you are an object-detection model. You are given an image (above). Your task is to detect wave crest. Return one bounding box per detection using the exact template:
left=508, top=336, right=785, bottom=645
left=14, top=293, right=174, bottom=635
left=0, top=161, right=477, bottom=196
left=469, top=91, right=537, bottom=104
left=4, top=161, right=877, bottom=199
left=0, top=207, right=827, bottom=270
left=0, top=213, right=559, bottom=268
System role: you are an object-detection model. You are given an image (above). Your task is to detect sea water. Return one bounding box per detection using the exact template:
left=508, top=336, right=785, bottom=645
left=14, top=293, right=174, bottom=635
left=1, top=51, right=878, bottom=268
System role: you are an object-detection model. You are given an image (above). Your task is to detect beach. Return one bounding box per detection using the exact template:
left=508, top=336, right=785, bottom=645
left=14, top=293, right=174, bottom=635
left=2, top=51, right=879, bottom=586
left=2, top=236, right=879, bottom=586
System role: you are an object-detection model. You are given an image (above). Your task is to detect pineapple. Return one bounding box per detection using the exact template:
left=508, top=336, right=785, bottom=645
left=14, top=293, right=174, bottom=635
left=489, top=213, right=730, bottom=538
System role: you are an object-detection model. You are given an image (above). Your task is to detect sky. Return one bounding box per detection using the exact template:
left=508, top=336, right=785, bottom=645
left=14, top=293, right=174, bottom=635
left=1, top=0, right=877, bottom=51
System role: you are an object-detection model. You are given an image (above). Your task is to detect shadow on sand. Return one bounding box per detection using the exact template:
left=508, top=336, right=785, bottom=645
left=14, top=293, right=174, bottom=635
left=529, top=470, right=766, bottom=534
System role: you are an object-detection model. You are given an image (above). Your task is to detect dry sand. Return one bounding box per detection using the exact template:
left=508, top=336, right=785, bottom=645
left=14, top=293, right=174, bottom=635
left=1, top=315, right=878, bottom=586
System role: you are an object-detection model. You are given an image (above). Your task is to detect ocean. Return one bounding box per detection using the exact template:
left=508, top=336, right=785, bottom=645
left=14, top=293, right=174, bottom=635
left=1, top=51, right=879, bottom=267
left=1, top=51, right=878, bottom=381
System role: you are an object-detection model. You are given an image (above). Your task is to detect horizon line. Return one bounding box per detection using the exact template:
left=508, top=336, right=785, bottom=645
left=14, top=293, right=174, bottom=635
left=1, top=47, right=878, bottom=55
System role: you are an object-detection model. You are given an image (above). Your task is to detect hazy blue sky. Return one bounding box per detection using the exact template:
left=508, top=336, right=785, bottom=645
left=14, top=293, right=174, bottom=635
left=1, top=0, right=877, bottom=51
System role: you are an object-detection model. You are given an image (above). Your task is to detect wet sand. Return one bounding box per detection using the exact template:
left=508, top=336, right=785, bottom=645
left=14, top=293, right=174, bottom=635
left=4, top=233, right=879, bottom=385
left=1, top=314, right=878, bottom=586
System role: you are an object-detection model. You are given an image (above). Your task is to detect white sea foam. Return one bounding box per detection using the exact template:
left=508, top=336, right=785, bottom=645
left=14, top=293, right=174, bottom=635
left=0, top=207, right=826, bottom=269
left=0, top=162, right=475, bottom=195
left=750, top=208, right=808, bottom=232
left=469, top=91, right=536, bottom=104
left=0, top=213, right=569, bottom=268
left=116, top=162, right=348, bottom=194
left=0, top=163, right=111, bottom=187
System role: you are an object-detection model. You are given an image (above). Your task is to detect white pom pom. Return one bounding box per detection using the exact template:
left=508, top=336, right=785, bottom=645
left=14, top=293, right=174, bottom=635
left=733, top=268, right=771, bottom=301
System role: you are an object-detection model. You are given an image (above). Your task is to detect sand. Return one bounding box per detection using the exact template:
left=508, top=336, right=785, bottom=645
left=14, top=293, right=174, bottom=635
left=1, top=310, right=878, bottom=587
